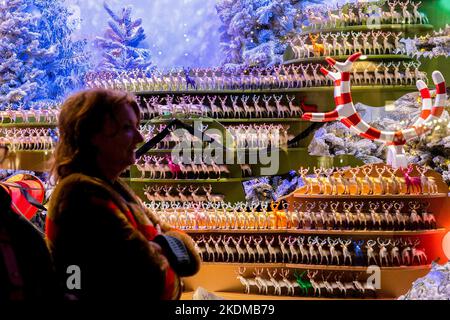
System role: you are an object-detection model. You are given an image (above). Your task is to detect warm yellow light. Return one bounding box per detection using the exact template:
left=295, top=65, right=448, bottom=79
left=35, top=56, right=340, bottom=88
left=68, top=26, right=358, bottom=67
left=385, top=103, right=395, bottom=111
left=443, top=231, right=450, bottom=260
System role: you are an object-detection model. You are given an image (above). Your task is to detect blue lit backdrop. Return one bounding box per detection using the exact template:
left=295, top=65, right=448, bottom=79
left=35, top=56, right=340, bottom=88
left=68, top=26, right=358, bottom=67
left=66, top=0, right=223, bottom=69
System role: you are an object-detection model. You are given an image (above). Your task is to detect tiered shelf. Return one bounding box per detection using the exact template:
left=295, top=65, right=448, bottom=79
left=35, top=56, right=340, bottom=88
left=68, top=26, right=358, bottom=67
left=134, top=86, right=416, bottom=110
left=181, top=291, right=376, bottom=300
left=185, top=228, right=447, bottom=236
left=134, top=85, right=418, bottom=95
left=284, top=54, right=414, bottom=65
left=182, top=164, right=449, bottom=299
left=200, top=262, right=432, bottom=272
left=298, top=24, right=434, bottom=36
left=124, top=177, right=251, bottom=183
left=0, top=122, right=57, bottom=128
left=290, top=193, right=448, bottom=199
left=182, top=259, right=433, bottom=299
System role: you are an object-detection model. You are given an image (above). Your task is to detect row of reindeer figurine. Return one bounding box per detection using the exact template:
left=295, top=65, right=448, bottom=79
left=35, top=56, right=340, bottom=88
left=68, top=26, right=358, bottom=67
left=0, top=102, right=60, bottom=124
left=85, top=58, right=425, bottom=93
left=135, top=155, right=253, bottom=179
left=3, top=64, right=425, bottom=127
left=136, top=94, right=305, bottom=119
left=236, top=267, right=377, bottom=297
left=193, top=234, right=427, bottom=267
left=135, top=155, right=236, bottom=180
left=305, top=0, right=428, bottom=30
left=85, top=65, right=322, bottom=92
left=143, top=184, right=225, bottom=203
left=290, top=31, right=403, bottom=58
left=348, top=61, right=426, bottom=86
left=149, top=199, right=436, bottom=231
left=0, top=128, right=56, bottom=152
left=290, top=200, right=436, bottom=231
left=298, top=164, right=439, bottom=195
left=138, top=123, right=292, bottom=150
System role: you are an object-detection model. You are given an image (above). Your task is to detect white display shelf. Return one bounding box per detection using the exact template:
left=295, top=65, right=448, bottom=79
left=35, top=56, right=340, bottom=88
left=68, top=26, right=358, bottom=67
left=134, top=84, right=417, bottom=96
left=290, top=193, right=448, bottom=199
left=180, top=291, right=390, bottom=300
left=124, top=177, right=250, bottom=183
left=184, top=228, right=446, bottom=236
left=298, top=24, right=434, bottom=36
left=199, top=262, right=432, bottom=272
left=284, top=54, right=413, bottom=65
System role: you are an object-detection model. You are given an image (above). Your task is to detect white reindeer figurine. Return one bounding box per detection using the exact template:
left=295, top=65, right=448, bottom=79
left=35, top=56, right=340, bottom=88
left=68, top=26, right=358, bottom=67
left=243, top=236, right=257, bottom=263
left=393, top=202, right=407, bottom=230
left=307, top=270, right=322, bottom=297
left=409, top=201, right=423, bottom=229
left=366, top=240, right=378, bottom=265
left=328, top=237, right=342, bottom=265
left=278, top=236, right=291, bottom=263
left=236, top=267, right=260, bottom=294
left=222, top=236, right=236, bottom=262
left=231, top=236, right=246, bottom=263
left=339, top=238, right=353, bottom=266
left=254, top=236, right=267, bottom=263
left=421, top=202, right=437, bottom=229
left=411, top=239, right=428, bottom=265
left=287, top=236, right=299, bottom=263
left=401, top=239, right=412, bottom=265
left=390, top=239, right=402, bottom=265
left=298, top=236, right=310, bottom=264
left=267, top=269, right=282, bottom=296
left=279, top=269, right=296, bottom=296
left=316, top=237, right=330, bottom=265
left=265, top=236, right=281, bottom=263
left=252, top=268, right=272, bottom=295
left=307, top=236, right=319, bottom=264
left=417, top=166, right=438, bottom=194
left=377, top=238, right=391, bottom=266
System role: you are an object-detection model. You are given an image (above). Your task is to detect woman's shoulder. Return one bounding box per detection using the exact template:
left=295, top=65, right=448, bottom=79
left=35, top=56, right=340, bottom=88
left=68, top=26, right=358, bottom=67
left=48, top=174, right=112, bottom=214
left=53, top=173, right=111, bottom=198
left=56, top=173, right=105, bottom=188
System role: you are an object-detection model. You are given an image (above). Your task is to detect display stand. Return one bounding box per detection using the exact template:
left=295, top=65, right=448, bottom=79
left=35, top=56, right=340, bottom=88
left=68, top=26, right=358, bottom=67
left=181, top=164, right=449, bottom=299
left=0, top=1, right=447, bottom=301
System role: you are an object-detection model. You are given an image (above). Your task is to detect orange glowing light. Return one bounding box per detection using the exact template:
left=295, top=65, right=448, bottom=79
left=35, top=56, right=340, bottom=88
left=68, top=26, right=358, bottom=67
left=442, top=231, right=450, bottom=260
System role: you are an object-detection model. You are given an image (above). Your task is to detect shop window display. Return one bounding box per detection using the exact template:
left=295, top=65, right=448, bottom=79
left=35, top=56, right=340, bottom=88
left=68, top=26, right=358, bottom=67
left=1, top=0, right=449, bottom=301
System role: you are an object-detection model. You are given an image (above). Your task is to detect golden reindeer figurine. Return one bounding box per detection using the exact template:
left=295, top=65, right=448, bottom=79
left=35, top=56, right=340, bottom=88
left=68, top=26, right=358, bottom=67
left=375, top=166, right=388, bottom=195
left=309, top=34, right=324, bottom=56
left=349, top=167, right=363, bottom=195
left=298, top=166, right=321, bottom=194
left=362, top=165, right=375, bottom=195
left=386, top=166, right=400, bottom=194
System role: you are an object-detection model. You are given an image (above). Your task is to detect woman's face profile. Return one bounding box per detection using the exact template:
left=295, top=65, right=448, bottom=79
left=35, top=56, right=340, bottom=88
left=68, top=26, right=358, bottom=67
left=91, top=103, right=143, bottom=176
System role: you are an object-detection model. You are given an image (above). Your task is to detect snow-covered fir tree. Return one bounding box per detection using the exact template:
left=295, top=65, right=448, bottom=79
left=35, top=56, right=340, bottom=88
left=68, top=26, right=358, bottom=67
left=243, top=177, right=276, bottom=203
left=243, top=170, right=302, bottom=202
left=399, top=261, right=450, bottom=300
left=215, top=0, right=302, bottom=69
left=33, top=0, right=91, bottom=103
left=398, top=25, right=450, bottom=59
left=94, top=2, right=154, bottom=73
left=0, top=0, right=53, bottom=110
left=0, top=0, right=90, bottom=110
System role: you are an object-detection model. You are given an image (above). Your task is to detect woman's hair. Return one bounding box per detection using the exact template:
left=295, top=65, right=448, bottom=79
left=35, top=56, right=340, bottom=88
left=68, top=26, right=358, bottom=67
left=50, top=88, right=140, bottom=182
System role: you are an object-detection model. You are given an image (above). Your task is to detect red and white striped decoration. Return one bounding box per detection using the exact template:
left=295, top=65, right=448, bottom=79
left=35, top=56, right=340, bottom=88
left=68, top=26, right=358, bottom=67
left=302, top=53, right=447, bottom=168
